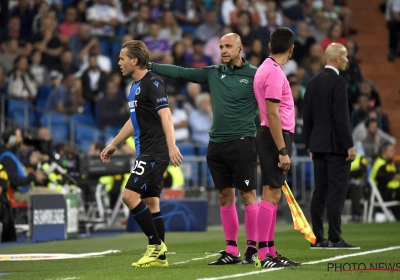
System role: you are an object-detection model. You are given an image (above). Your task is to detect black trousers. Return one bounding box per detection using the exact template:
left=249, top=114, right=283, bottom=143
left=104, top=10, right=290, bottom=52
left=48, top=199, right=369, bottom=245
left=310, top=153, right=350, bottom=243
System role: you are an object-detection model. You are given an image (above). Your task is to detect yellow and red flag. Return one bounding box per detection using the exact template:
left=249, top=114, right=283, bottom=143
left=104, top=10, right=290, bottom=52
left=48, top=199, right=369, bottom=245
left=282, top=181, right=316, bottom=245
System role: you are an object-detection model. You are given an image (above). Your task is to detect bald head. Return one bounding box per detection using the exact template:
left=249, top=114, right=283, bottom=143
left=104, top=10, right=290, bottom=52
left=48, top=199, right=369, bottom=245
left=220, top=33, right=242, bottom=46
left=325, top=43, right=346, bottom=61
left=325, top=43, right=348, bottom=71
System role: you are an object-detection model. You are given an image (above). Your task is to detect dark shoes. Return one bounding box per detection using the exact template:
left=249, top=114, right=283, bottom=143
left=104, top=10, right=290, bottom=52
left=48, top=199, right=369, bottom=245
left=275, top=252, right=301, bottom=267
left=241, top=247, right=257, bottom=264
left=327, top=240, right=360, bottom=249
left=208, top=250, right=242, bottom=265
left=310, top=240, right=328, bottom=249
left=310, top=239, right=359, bottom=249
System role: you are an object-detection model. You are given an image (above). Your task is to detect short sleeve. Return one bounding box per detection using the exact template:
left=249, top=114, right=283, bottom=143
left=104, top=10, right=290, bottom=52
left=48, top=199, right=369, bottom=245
left=264, top=68, right=285, bottom=101
left=86, top=6, right=98, bottom=21
left=147, top=77, right=169, bottom=111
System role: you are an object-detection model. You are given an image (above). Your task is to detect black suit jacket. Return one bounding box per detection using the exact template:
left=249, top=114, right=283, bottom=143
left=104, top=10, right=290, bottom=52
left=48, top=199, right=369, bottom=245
left=303, top=68, right=354, bottom=155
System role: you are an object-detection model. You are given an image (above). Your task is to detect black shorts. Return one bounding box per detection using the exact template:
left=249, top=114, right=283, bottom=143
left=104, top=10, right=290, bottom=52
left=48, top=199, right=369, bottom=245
left=125, top=155, right=168, bottom=198
left=256, top=126, right=293, bottom=188
left=206, top=137, right=257, bottom=191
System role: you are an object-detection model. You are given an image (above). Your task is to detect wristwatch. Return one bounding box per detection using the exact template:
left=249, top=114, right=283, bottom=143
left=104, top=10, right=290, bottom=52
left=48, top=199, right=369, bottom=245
left=279, top=147, right=288, bottom=156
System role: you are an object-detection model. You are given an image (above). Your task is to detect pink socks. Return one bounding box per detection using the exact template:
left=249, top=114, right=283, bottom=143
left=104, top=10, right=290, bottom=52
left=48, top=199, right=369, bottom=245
left=257, top=200, right=276, bottom=260
left=220, top=204, right=239, bottom=256
left=244, top=203, right=258, bottom=250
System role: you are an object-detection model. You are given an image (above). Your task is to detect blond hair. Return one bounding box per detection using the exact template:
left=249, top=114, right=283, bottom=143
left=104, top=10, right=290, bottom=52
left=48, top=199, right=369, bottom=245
left=121, top=40, right=149, bottom=70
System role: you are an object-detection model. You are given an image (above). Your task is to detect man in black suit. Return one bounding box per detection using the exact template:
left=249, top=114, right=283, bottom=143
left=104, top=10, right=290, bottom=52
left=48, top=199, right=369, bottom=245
left=303, top=43, right=359, bottom=249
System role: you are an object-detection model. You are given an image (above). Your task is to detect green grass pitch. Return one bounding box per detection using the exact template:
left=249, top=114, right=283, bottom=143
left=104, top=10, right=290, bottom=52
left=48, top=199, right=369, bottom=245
left=0, top=222, right=399, bottom=280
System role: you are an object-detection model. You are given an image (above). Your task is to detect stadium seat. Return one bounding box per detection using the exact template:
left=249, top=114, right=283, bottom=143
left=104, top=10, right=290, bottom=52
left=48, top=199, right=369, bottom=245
left=41, top=113, right=69, bottom=142
left=7, top=99, right=37, bottom=128
left=367, top=178, right=400, bottom=223
left=104, top=127, right=120, bottom=139
left=75, top=124, right=102, bottom=151
left=177, top=143, right=196, bottom=156
left=70, top=113, right=96, bottom=127
left=7, top=187, right=28, bottom=208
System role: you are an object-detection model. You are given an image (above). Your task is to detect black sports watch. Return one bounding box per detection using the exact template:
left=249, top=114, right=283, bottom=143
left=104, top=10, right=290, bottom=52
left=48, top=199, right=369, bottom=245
left=279, top=147, right=288, bottom=156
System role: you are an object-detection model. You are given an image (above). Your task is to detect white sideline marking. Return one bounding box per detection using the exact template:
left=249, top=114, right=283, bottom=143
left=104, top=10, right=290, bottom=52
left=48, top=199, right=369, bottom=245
left=197, top=246, right=400, bottom=280
left=173, top=253, right=220, bottom=265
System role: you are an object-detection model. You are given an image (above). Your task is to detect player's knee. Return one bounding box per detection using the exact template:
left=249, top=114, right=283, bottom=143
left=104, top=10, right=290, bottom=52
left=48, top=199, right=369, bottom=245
left=122, top=190, right=140, bottom=208
left=218, top=188, right=235, bottom=205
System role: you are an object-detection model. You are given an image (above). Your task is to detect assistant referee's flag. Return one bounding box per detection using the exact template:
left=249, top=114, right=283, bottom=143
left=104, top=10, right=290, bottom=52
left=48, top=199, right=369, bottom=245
left=282, top=181, right=316, bottom=245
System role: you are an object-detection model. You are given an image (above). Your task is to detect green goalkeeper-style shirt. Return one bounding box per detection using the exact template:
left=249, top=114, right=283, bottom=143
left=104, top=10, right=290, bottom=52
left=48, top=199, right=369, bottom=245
left=152, top=60, right=258, bottom=143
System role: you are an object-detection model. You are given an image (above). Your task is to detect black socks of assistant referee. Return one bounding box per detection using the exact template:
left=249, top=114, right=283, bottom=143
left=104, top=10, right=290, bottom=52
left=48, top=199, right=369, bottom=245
left=131, top=201, right=161, bottom=245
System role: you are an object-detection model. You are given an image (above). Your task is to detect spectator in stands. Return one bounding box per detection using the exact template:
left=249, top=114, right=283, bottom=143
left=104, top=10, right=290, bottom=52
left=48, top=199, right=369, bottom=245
left=347, top=153, right=368, bottom=222
left=369, top=142, right=400, bottom=219
left=86, top=0, right=119, bottom=40
left=340, top=39, right=363, bottom=105
left=58, top=6, right=80, bottom=46
left=159, top=10, right=183, bottom=46
left=308, top=10, right=329, bottom=43
left=127, top=4, right=151, bottom=40
left=232, top=11, right=258, bottom=53
left=318, top=0, right=353, bottom=37
left=230, top=0, right=260, bottom=26
left=194, top=10, right=221, bottom=42
left=172, top=0, right=201, bottom=26
left=181, top=31, right=194, bottom=57
left=7, top=55, right=38, bottom=101
left=278, top=0, right=305, bottom=25
left=189, top=93, right=212, bottom=146
left=247, top=39, right=268, bottom=64
left=256, top=0, right=284, bottom=27
left=301, top=56, right=323, bottom=87
left=204, top=26, right=232, bottom=65
left=169, top=94, right=190, bottom=143
left=170, top=41, right=188, bottom=90
left=0, top=68, right=5, bottom=90
left=56, top=50, right=79, bottom=77
left=78, top=41, right=112, bottom=75
left=359, top=80, right=381, bottom=110
left=352, top=93, right=371, bottom=128
left=321, top=22, right=346, bottom=51
left=183, top=82, right=202, bottom=113
left=32, top=0, right=52, bottom=34
left=0, top=127, right=50, bottom=203
left=353, top=109, right=396, bottom=146
left=45, top=72, right=83, bottom=114
left=293, top=21, right=316, bottom=64
left=149, top=0, right=164, bottom=21
left=69, top=23, right=97, bottom=67
left=143, top=21, right=170, bottom=63
left=9, top=0, right=35, bottom=38
left=29, top=49, right=49, bottom=86
left=258, top=10, right=278, bottom=54
left=386, top=0, right=400, bottom=61
left=81, top=54, right=108, bottom=114
left=97, top=80, right=129, bottom=130
left=187, top=39, right=213, bottom=68
left=31, top=15, right=63, bottom=70
left=360, top=119, right=384, bottom=162
left=5, top=16, right=32, bottom=57
left=0, top=38, right=19, bottom=75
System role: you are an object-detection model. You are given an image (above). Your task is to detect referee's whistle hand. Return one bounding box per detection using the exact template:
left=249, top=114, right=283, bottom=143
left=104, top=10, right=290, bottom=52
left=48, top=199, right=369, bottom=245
left=278, top=154, right=291, bottom=174
left=169, top=145, right=183, bottom=167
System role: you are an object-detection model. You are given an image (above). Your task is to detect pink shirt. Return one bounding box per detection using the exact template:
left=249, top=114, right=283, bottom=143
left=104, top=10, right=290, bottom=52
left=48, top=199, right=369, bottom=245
left=253, top=57, right=295, bottom=133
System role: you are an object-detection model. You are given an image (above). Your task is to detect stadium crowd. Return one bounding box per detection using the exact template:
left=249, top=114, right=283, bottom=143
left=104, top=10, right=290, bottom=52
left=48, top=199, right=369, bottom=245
left=0, top=0, right=399, bottom=222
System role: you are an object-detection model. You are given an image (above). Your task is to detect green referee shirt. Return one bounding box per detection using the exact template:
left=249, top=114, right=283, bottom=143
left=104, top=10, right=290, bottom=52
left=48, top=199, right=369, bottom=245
left=152, top=60, right=258, bottom=143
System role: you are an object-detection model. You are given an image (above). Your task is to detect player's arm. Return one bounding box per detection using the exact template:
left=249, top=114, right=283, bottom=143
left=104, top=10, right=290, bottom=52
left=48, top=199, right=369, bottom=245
left=101, top=119, right=133, bottom=163
left=158, top=108, right=183, bottom=167
left=150, top=63, right=209, bottom=84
